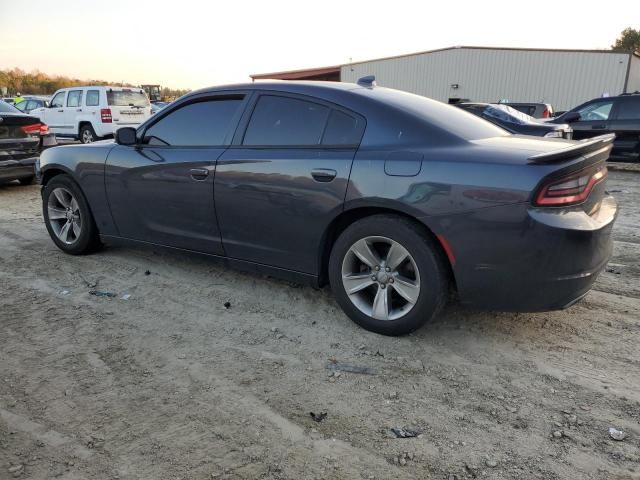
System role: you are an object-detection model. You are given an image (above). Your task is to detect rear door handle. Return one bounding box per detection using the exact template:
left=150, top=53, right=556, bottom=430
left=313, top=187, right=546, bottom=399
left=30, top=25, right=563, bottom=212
left=57, top=109, right=63, bottom=113
left=311, top=168, right=337, bottom=182
left=592, top=124, right=606, bottom=129
left=76, top=108, right=82, bottom=112
left=190, top=168, right=209, bottom=180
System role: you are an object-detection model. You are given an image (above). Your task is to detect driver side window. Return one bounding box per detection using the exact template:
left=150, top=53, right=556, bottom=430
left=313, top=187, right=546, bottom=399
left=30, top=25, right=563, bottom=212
left=50, top=91, right=66, bottom=108
left=576, top=101, right=614, bottom=121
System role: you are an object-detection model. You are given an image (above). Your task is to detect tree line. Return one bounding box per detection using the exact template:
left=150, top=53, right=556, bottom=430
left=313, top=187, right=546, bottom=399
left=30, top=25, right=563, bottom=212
left=0, top=68, right=190, bottom=98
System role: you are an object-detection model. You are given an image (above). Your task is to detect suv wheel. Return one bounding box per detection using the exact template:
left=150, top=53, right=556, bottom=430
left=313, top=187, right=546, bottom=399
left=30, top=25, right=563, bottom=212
left=42, top=174, right=101, bottom=254
left=79, top=124, right=97, bottom=144
left=329, top=215, right=449, bottom=336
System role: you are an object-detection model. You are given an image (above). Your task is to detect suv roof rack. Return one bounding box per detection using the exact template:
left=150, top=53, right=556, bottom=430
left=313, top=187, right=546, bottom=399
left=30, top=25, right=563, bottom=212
left=619, top=91, right=640, bottom=96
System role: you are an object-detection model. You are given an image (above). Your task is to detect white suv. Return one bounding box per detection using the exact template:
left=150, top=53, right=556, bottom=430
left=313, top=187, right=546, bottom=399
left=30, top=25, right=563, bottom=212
left=33, top=86, right=152, bottom=143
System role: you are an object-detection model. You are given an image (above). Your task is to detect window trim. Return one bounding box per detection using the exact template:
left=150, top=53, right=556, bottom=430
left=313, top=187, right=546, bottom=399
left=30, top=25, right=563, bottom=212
left=66, top=89, right=83, bottom=108
left=232, top=91, right=366, bottom=149
left=138, top=92, right=248, bottom=148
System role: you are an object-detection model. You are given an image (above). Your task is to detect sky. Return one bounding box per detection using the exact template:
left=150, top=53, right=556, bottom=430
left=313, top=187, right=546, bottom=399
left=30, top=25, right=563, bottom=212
left=0, top=0, right=638, bottom=90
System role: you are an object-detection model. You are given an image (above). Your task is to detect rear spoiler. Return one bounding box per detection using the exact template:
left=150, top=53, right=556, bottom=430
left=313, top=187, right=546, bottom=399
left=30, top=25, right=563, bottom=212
left=527, top=134, right=615, bottom=164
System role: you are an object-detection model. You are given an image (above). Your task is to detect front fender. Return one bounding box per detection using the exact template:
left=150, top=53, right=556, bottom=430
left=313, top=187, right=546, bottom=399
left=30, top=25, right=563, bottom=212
left=39, top=143, right=119, bottom=235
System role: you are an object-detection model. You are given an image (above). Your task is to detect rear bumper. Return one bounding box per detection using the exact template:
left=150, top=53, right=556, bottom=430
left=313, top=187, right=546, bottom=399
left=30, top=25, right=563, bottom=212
left=0, top=157, right=38, bottom=182
left=440, top=196, right=618, bottom=312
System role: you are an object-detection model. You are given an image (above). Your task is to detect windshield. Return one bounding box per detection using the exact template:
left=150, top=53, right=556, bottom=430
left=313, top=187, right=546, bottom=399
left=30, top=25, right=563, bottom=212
left=485, top=104, right=535, bottom=125
left=107, top=90, right=150, bottom=107
left=0, top=101, right=20, bottom=113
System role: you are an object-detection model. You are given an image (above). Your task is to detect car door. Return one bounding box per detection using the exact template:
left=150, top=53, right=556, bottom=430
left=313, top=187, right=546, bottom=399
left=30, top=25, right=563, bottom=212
left=607, top=96, right=640, bottom=161
left=64, top=89, right=83, bottom=135
left=568, top=99, right=615, bottom=140
left=215, top=93, right=365, bottom=274
left=40, top=90, right=67, bottom=135
left=104, top=93, right=248, bottom=254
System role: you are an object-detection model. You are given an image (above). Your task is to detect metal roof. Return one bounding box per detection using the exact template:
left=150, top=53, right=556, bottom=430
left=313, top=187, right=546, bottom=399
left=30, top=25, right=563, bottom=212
left=250, top=45, right=640, bottom=79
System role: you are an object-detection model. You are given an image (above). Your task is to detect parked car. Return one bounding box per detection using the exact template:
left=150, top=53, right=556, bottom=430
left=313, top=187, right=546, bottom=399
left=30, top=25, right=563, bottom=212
left=499, top=102, right=555, bottom=119
left=2, top=97, right=16, bottom=105
left=32, top=86, right=152, bottom=144
left=14, top=96, right=50, bottom=113
left=551, top=92, right=640, bottom=161
left=457, top=103, right=572, bottom=138
left=0, top=101, right=55, bottom=185
left=38, top=80, right=617, bottom=335
left=150, top=101, right=169, bottom=115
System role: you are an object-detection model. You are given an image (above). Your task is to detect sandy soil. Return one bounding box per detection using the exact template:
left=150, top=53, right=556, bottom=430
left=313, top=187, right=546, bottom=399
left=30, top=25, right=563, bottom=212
left=0, top=171, right=639, bottom=480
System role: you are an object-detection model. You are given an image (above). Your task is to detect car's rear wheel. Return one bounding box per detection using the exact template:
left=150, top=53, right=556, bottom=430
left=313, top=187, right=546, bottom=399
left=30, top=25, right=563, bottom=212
left=79, top=124, right=97, bottom=144
left=329, top=215, right=448, bottom=336
left=42, top=174, right=100, bottom=254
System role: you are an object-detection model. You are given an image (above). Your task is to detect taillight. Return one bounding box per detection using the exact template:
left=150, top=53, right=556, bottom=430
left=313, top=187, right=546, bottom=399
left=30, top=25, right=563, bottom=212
left=542, top=108, right=549, bottom=118
left=101, top=108, right=112, bottom=123
left=21, top=122, right=48, bottom=136
left=535, top=166, right=607, bottom=206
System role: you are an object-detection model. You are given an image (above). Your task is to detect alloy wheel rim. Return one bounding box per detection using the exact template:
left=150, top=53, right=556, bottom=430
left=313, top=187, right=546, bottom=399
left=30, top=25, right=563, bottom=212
left=82, top=129, right=93, bottom=143
left=341, top=236, right=420, bottom=321
left=47, top=187, right=82, bottom=245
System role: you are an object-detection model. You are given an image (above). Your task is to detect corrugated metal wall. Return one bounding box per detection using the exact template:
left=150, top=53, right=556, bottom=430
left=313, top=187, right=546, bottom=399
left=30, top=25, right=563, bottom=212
left=341, top=48, right=631, bottom=110
left=628, top=55, right=640, bottom=93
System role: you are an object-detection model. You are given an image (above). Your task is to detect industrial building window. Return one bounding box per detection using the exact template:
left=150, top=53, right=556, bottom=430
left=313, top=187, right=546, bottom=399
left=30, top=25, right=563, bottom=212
left=322, top=110, right=364, bottom=146
left=243, top=95, right=329, bottom=146
left=615, top=97, right=640, bottom=120
left=144, top=98, right=243, bottom=146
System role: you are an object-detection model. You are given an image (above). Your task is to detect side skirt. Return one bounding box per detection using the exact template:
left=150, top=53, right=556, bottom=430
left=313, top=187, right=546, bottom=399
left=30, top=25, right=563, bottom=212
left=99, top=235, right=320, bottom=288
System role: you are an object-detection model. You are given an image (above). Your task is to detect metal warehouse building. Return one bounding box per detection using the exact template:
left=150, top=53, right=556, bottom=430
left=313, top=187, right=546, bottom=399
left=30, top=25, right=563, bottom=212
left=251, top=46, right=640, bottom=111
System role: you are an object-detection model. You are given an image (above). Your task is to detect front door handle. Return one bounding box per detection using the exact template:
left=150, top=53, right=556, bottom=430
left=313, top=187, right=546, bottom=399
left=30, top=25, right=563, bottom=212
left=311, top=168, right=337, bottom=182
left=57, top=109, right=63, bottom=113
left=76, top=108, right=82, bottom=112
left=190, top=168, right=209, bottom=180
left=592, top=124, right=606, bottom=129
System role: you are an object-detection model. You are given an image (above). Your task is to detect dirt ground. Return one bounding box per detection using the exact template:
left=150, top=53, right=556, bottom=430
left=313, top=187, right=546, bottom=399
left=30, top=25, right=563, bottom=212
left=0, top=170, right=639, bottom=480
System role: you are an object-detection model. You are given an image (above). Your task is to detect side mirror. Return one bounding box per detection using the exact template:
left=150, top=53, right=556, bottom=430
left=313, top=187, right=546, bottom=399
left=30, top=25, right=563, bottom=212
left=115, top=127, right=137, bottom=146
left=563, top=112, right=580, bottom=123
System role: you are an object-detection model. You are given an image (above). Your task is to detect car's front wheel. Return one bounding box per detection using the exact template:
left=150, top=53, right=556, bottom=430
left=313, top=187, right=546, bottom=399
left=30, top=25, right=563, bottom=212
left=42, top=174, right=100, bottom=254
left=329, top=215, right=449, bottom=336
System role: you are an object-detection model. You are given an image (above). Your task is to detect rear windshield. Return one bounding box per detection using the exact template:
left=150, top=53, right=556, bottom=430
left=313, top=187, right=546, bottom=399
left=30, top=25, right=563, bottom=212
left=358, top=87, right=508, bottom=141
left=0, top=101, right=19, bottom=113
left=107, top=90, right=150, bottom=107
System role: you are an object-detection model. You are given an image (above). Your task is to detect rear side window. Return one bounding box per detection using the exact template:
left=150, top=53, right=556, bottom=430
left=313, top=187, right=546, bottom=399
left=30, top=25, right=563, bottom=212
left=50, top=91, right=65, bottom=108
left=107, top=90, right=149, bottom=107
left=67, top=90, right=82, bottom=107
left=86, top=90, right=100, bottom=106
left=615, top=97, right=640, bottom=120
left=144, top=98, right=243, bottom=146
left=322, top=110, right=364, bottom=145
left=243, top=95, right=329, bottom=146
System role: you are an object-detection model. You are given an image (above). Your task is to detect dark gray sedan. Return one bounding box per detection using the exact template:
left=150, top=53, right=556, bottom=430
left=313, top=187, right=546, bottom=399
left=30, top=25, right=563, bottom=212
left=38, top=80, right=617, bottom=335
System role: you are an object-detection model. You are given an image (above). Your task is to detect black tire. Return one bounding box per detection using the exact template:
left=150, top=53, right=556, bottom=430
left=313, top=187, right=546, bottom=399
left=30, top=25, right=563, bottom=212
left=328, top=214, right=449, bottom=336
left=79, top=124, right=98, bottom=144
left=18, top=175, right=35, bottom=185
left=42, top=174, right=101, bottom=255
